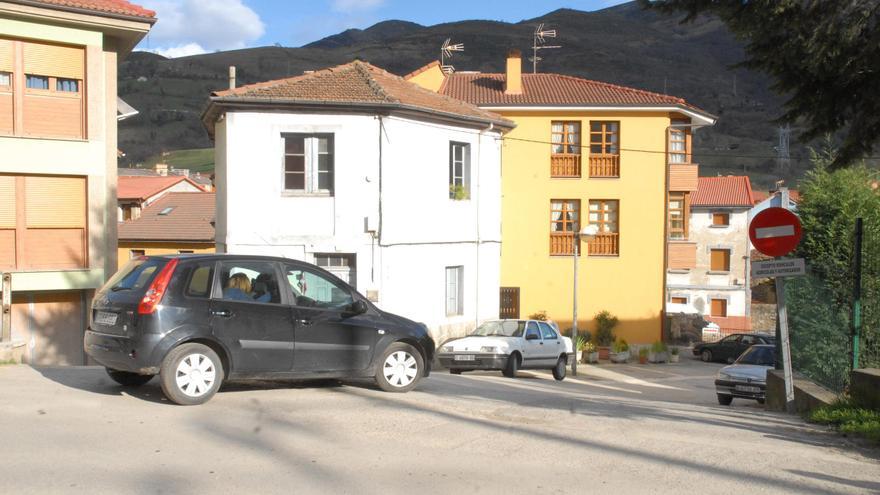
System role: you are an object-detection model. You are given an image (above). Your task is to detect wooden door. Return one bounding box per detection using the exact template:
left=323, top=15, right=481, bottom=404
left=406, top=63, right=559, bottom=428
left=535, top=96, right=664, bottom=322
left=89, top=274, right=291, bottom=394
left=499, top=287, right=520, bottom=319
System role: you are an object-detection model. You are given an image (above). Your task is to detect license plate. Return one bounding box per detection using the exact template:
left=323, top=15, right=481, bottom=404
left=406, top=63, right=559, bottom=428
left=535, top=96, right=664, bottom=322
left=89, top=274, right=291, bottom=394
left=95, top=311, right=118, bottom=326
left=735, top=385, right=761, bottom=393
left=454, top=354, right=475, bottom=361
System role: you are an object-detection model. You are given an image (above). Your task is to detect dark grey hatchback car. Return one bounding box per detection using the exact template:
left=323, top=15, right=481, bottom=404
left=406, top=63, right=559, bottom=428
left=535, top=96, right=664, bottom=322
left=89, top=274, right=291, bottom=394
left=85, top=254, right=434, bottom=405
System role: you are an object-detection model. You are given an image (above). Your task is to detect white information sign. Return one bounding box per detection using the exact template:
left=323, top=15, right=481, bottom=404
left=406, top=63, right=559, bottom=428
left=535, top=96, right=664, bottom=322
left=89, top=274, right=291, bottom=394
left=751, top=258, right=806, bottom=279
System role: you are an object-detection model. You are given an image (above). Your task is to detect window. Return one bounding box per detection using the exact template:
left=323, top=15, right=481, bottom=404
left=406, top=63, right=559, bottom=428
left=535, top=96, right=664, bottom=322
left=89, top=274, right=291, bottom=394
left=668, top=193, right=689, bottom=240
left=710, top=248, right=731, bottom=272
left=549, top=200, right=579, bottom=255
left=551, top=121, right=580, bottom=154
left=105, top=258, right=161, bottom=292
left=589, top=121, right=619, bottom=155
left=445, top=266, right=463, bottom=316
left=712, top=213, right=730, bottom=226
left=283, top=134, right=333, bottom=194
left=178, top=250, right=194, bottom=254
left=711, top=298, right=728, bottom=317
left=315, top=253, right=356, bottom=286
left=159, top=207, right=174, bottom=216
left=668, top=122, right=689, bottom=164
left=449, top=142, right=471, bottom=200
left=670, top=296, right=687, bottom=305
left=185, top=264, right=214, bottom=298
left=219, top=261, right=282, bottom=304
left=25, top=75, right=48, bottom=90
left=56, top=78, right=79, bottom=92
left=129, top=249, right=145, bottom=259
left=740, top=335, right=756, bottom=346
left=538, top=322, right=557, bottom=340
left=588, top=200, right=620, bottom=255
left=0, top=72, right=10, bottom=87
left=719, top=334, right=737, bottom=344
left=525, top=322, right=540, bottom=340
left=286, top=265, right=353, bottom=309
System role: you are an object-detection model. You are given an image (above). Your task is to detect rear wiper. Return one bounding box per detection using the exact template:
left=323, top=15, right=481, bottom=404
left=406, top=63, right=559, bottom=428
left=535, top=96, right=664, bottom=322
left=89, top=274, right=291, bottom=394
left=110, top=285, right=131, bottom=292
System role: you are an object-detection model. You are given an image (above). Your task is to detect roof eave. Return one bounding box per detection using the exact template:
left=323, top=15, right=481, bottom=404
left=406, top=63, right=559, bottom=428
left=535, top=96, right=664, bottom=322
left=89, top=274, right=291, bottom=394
left=478, top=104, right=716, bottom=127
left=5, top=0, right=157, bottom=24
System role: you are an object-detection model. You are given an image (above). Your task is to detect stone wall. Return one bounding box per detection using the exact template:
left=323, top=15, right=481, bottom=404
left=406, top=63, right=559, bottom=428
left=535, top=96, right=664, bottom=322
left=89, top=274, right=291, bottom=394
left=751, top=303, right=777, bottom=332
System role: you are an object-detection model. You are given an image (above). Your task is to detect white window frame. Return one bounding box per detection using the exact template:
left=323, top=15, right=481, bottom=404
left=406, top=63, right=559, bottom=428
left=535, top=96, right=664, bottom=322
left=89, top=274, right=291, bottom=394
left=282, top=133, right=334, bottom=195
left=0, top=72, right=10, bottom=88
left=445, top=266, right=464, bottom=316
left=449, top=142, right=471, bottom=200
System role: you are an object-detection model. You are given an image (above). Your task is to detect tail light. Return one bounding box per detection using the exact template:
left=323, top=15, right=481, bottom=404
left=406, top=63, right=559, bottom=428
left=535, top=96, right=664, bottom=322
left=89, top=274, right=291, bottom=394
left=137, top=259, right=179, bottom=315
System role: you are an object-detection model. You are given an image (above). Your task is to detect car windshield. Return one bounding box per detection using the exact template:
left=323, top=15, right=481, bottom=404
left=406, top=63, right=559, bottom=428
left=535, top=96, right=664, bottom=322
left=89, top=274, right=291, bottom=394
left=470, top=321, right=525, bottom=337
left=736, top=346, right=776, bottom=366
left=104, top=258, right=164, bottom=292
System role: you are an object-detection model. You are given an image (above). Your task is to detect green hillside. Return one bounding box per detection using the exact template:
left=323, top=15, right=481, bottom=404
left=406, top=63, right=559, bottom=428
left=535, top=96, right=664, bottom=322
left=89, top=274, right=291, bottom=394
left=144, top=148, right=214, bottom=173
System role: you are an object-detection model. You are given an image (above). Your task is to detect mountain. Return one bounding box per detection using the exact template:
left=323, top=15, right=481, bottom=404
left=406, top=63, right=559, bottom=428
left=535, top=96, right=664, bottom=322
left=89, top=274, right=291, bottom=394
left=118, top=2, right=808, bottom=188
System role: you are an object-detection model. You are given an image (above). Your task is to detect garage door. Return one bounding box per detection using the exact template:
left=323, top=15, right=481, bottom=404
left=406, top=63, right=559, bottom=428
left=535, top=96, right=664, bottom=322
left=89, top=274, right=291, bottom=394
left=11, top=291, right=86, bottom=365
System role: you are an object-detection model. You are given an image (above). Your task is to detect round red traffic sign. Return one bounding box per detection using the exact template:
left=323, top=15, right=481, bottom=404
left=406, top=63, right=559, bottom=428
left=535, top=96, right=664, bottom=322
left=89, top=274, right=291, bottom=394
left=749, top=207, right=802, bottom=257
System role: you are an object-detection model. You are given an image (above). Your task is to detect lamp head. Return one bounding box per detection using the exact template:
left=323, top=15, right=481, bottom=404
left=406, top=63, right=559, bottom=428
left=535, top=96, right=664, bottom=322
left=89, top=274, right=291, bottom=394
left=580, top=224, right=599, bottom=240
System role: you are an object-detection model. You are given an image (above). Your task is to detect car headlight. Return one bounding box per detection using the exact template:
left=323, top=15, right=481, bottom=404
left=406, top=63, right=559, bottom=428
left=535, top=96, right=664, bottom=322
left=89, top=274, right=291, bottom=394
left=441, top=345, right=453, bottom=353
left=481, top=346, right=499, bottom=353
left=718, top=371, right=732, bottom=380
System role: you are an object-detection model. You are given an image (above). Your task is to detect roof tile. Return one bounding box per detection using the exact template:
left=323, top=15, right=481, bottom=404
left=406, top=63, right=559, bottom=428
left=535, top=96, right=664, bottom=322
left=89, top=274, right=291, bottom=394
left=692, top=176, right=755, bottom=207
left=118, top=176, right=204, bottom=201
left=22, top=0, right=155, bottom=19
left=118, top=192, right=214, bottom=242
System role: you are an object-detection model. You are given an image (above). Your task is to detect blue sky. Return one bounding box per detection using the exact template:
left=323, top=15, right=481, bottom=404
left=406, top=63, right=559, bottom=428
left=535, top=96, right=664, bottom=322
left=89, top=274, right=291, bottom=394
left=136, top=0, right=627, bottom=58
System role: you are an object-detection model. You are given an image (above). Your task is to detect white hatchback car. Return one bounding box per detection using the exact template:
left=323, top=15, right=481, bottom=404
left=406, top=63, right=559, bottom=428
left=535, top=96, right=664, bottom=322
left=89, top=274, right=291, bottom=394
left=437, top=320, right=573, bottom=380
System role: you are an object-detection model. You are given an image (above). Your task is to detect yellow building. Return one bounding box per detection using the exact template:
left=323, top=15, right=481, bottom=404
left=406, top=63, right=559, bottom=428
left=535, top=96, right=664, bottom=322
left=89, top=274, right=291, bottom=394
left=409, top=51, right=715, bottom=344
left=117, top=192, right=215, bottom=269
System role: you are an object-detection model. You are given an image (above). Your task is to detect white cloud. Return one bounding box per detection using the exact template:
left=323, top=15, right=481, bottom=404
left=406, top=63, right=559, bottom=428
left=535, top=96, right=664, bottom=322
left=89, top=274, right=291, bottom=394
left=331, top=0, right=386, bottom=12
left=137, top=0, right=264, bottom=57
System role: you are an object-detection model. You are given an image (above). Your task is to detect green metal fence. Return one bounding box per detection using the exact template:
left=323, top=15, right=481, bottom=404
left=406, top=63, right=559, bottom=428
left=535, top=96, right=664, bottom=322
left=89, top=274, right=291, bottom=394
left=859, top=220, right=880, bottom=369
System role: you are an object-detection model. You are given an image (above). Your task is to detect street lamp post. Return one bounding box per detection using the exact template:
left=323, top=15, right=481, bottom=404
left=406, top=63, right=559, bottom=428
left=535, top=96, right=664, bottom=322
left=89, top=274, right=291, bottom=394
left=572, top=224, right=599, bottom=376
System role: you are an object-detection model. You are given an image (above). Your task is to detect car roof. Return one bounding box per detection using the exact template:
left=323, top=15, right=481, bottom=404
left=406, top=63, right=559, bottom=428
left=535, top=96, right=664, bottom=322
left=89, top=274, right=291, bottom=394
left=147, top=253, right=308, bottom=264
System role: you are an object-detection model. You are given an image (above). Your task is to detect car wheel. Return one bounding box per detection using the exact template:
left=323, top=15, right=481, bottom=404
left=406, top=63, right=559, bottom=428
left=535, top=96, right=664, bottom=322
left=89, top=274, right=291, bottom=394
left=106, top=368, right=154, bottom=387
left=701, top=349, right=713, bottom=362
left=502, top=353, right=520, bottom=378
left=449, top=368, right=462, bottom=375
left=717, top=394, right=733, bottom=406
left=376, top=342, right=423, bottom=393
left=159, top=343, right=224, bottom=406
left=552, top=356, right=567, bottom=381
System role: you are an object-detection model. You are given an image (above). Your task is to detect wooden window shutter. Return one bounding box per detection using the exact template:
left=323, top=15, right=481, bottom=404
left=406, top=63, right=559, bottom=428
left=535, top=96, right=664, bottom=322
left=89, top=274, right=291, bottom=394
left=0, top=176, right=15, bottom=227
left=25, top=176, right=86, bottom=228
left=710, top=249, right=730, bottom=271
left=0, top=39, right=13, bottom=72
left=23, top=42, right=84, bottom=80
left=711, top=299, right=727, bottom=317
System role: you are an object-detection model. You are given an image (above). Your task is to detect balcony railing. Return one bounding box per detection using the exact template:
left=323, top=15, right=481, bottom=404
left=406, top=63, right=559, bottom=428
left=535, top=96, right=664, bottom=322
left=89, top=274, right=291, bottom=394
left=589, top=155, right=620, bottom=178
left=550, top=154, right=581, bottom=178
left=549, top=232, right=619, bottom=256
left=588, top=233, right=619, bottom=256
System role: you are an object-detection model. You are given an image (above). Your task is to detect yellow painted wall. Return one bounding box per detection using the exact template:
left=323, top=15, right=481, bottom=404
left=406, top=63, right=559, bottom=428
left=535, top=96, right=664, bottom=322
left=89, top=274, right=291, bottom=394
left=499, top=111, right=671, bottom=344
left=406, top=64, right=446, bottom=92
left=117, top=242, right=214, bottom=270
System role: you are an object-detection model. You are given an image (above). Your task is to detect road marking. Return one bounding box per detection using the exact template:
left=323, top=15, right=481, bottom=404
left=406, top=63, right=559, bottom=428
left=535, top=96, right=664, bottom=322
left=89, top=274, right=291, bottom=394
left=755, top=225, right=795, bottom=239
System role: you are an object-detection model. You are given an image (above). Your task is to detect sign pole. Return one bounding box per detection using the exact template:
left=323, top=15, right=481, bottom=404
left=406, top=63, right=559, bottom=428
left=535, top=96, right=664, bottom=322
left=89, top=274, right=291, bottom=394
left=774, top=275, right=795, bottom=412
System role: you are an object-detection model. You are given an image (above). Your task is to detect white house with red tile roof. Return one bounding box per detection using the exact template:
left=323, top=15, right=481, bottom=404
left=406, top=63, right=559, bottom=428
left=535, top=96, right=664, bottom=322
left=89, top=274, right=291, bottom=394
left=201, top=60, right=514, bottom=343
left=667, top=176, right=756, bottom=337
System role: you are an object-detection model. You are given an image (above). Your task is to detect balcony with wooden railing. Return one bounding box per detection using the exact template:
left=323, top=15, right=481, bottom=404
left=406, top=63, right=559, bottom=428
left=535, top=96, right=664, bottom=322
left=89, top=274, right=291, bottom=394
left=550, top=154, right=581, bottom=178
left=549, top=232, right=619, bottom=256
left=589, top=155, right=620, bottom=178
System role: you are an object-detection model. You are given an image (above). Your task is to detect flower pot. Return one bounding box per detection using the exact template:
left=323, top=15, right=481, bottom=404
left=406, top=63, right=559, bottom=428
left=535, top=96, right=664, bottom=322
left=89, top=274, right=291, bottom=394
left=576, top=350, right=583, bottom=363
left=648, top=352, right=668, bottom=364
left=610, top=351, right=629, bottom=363
left=670, top=353, right=680, bottom=363
left=638, top=354, right=648, bottom=364
left=598, top=346, right=611, bottom=360
left=587, top=351, right=599, bottom=364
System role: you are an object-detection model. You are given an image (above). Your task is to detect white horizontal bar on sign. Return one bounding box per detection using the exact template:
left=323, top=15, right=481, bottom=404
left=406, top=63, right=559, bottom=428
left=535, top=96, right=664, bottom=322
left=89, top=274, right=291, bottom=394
left=755, top=225, right=795, bottom=239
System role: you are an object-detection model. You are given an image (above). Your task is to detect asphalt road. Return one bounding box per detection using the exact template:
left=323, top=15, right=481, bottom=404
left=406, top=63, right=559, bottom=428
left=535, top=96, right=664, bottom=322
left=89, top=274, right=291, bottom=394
left=0, top=358, right=877, bottom=495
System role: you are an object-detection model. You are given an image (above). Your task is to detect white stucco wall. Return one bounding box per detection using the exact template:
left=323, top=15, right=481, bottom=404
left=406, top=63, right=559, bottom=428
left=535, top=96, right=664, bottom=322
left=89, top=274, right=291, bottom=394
left=216, top=110, right=503, bottom=342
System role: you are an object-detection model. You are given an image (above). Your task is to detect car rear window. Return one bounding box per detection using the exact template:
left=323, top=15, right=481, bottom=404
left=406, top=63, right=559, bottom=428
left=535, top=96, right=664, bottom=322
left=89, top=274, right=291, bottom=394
left=102, top=258, right=165, bottom=293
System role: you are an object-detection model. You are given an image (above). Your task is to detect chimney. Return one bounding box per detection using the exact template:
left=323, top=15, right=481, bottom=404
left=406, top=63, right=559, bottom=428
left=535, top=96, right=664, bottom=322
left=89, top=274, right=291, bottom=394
left=228, top=66, right=236, bottom=90
left=504, top=49, right=523, bottom=95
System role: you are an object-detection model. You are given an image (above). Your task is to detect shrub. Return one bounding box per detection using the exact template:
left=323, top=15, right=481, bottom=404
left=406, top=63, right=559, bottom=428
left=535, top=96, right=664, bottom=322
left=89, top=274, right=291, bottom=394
left=671, top=347, right=680, bottom=356
left=595, top=310, right=618, bottom=346
left=528, top=311, right=548, bottom=321
left=582, top=341, right=597, bottom=353
left=651, top=341, right=668, bottom=354
left=612, top=339, right=629, bottom=353
left=809, top=399, right=880, bottom=444
left=575, top=335, right=589, bottom=351
left=638, top=347, right=649, bottom=359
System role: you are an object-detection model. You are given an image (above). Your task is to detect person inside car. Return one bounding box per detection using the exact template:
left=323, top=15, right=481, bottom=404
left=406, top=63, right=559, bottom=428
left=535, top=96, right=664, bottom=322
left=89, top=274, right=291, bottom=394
left=223, top=273, right=270, bottom=303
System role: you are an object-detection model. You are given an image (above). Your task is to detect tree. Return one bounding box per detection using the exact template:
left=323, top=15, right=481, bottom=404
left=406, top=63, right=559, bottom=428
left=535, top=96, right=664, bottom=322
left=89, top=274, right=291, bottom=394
left=640, top=0, right=880, bottom=168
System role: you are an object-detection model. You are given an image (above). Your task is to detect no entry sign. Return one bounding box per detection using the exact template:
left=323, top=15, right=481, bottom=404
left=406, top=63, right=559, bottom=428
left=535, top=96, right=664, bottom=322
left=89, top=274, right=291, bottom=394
left=749, top=207, right=802, bottom=257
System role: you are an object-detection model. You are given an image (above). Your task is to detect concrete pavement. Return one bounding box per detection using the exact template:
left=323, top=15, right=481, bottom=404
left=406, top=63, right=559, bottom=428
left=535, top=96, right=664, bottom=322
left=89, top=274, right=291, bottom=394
left=0, top=357, right=877, bottom=494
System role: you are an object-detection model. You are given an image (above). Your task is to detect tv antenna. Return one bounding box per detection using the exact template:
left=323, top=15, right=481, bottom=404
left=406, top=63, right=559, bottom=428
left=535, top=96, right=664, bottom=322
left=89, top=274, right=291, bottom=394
left=440, top=38, right=464, bottom=74
left=530, top=23, right=561, bottom=73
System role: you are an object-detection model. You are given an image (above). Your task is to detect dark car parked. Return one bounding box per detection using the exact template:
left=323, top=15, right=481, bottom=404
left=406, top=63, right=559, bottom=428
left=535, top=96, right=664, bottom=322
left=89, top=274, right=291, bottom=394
left=84, top=254, right=434, bottom=405
left=692, top=333, right=775, bottom=364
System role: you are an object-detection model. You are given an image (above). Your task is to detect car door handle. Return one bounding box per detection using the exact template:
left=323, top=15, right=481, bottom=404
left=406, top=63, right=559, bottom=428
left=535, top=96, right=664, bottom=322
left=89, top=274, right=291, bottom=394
left=296, top=319, right=313, bottom=326
left=211, top=310, right=232, bottom=318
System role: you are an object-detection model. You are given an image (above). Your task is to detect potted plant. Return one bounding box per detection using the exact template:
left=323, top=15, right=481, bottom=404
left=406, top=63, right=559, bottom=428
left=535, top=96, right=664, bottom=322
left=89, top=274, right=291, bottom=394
left=575, top=335, right=588, bottom=363
left=449, top=184, right=470, bottom=200
left=610, top=339, right=630, bottom=363
left=670, top=346, right=680, bottom=363
left=594, top=310, right=618, bottom=360
left=638, top=347, right=649, bottom=365
left=582, top=341, right=599, bottom=364
left=648, top=341, right=669, bottom=363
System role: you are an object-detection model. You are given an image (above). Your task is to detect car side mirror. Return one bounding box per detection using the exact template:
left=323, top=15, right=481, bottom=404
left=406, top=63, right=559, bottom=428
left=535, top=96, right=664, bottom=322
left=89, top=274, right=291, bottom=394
left=526, top=333, right=539, bottom=341
left=344, top=300, right=368, bottom=317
